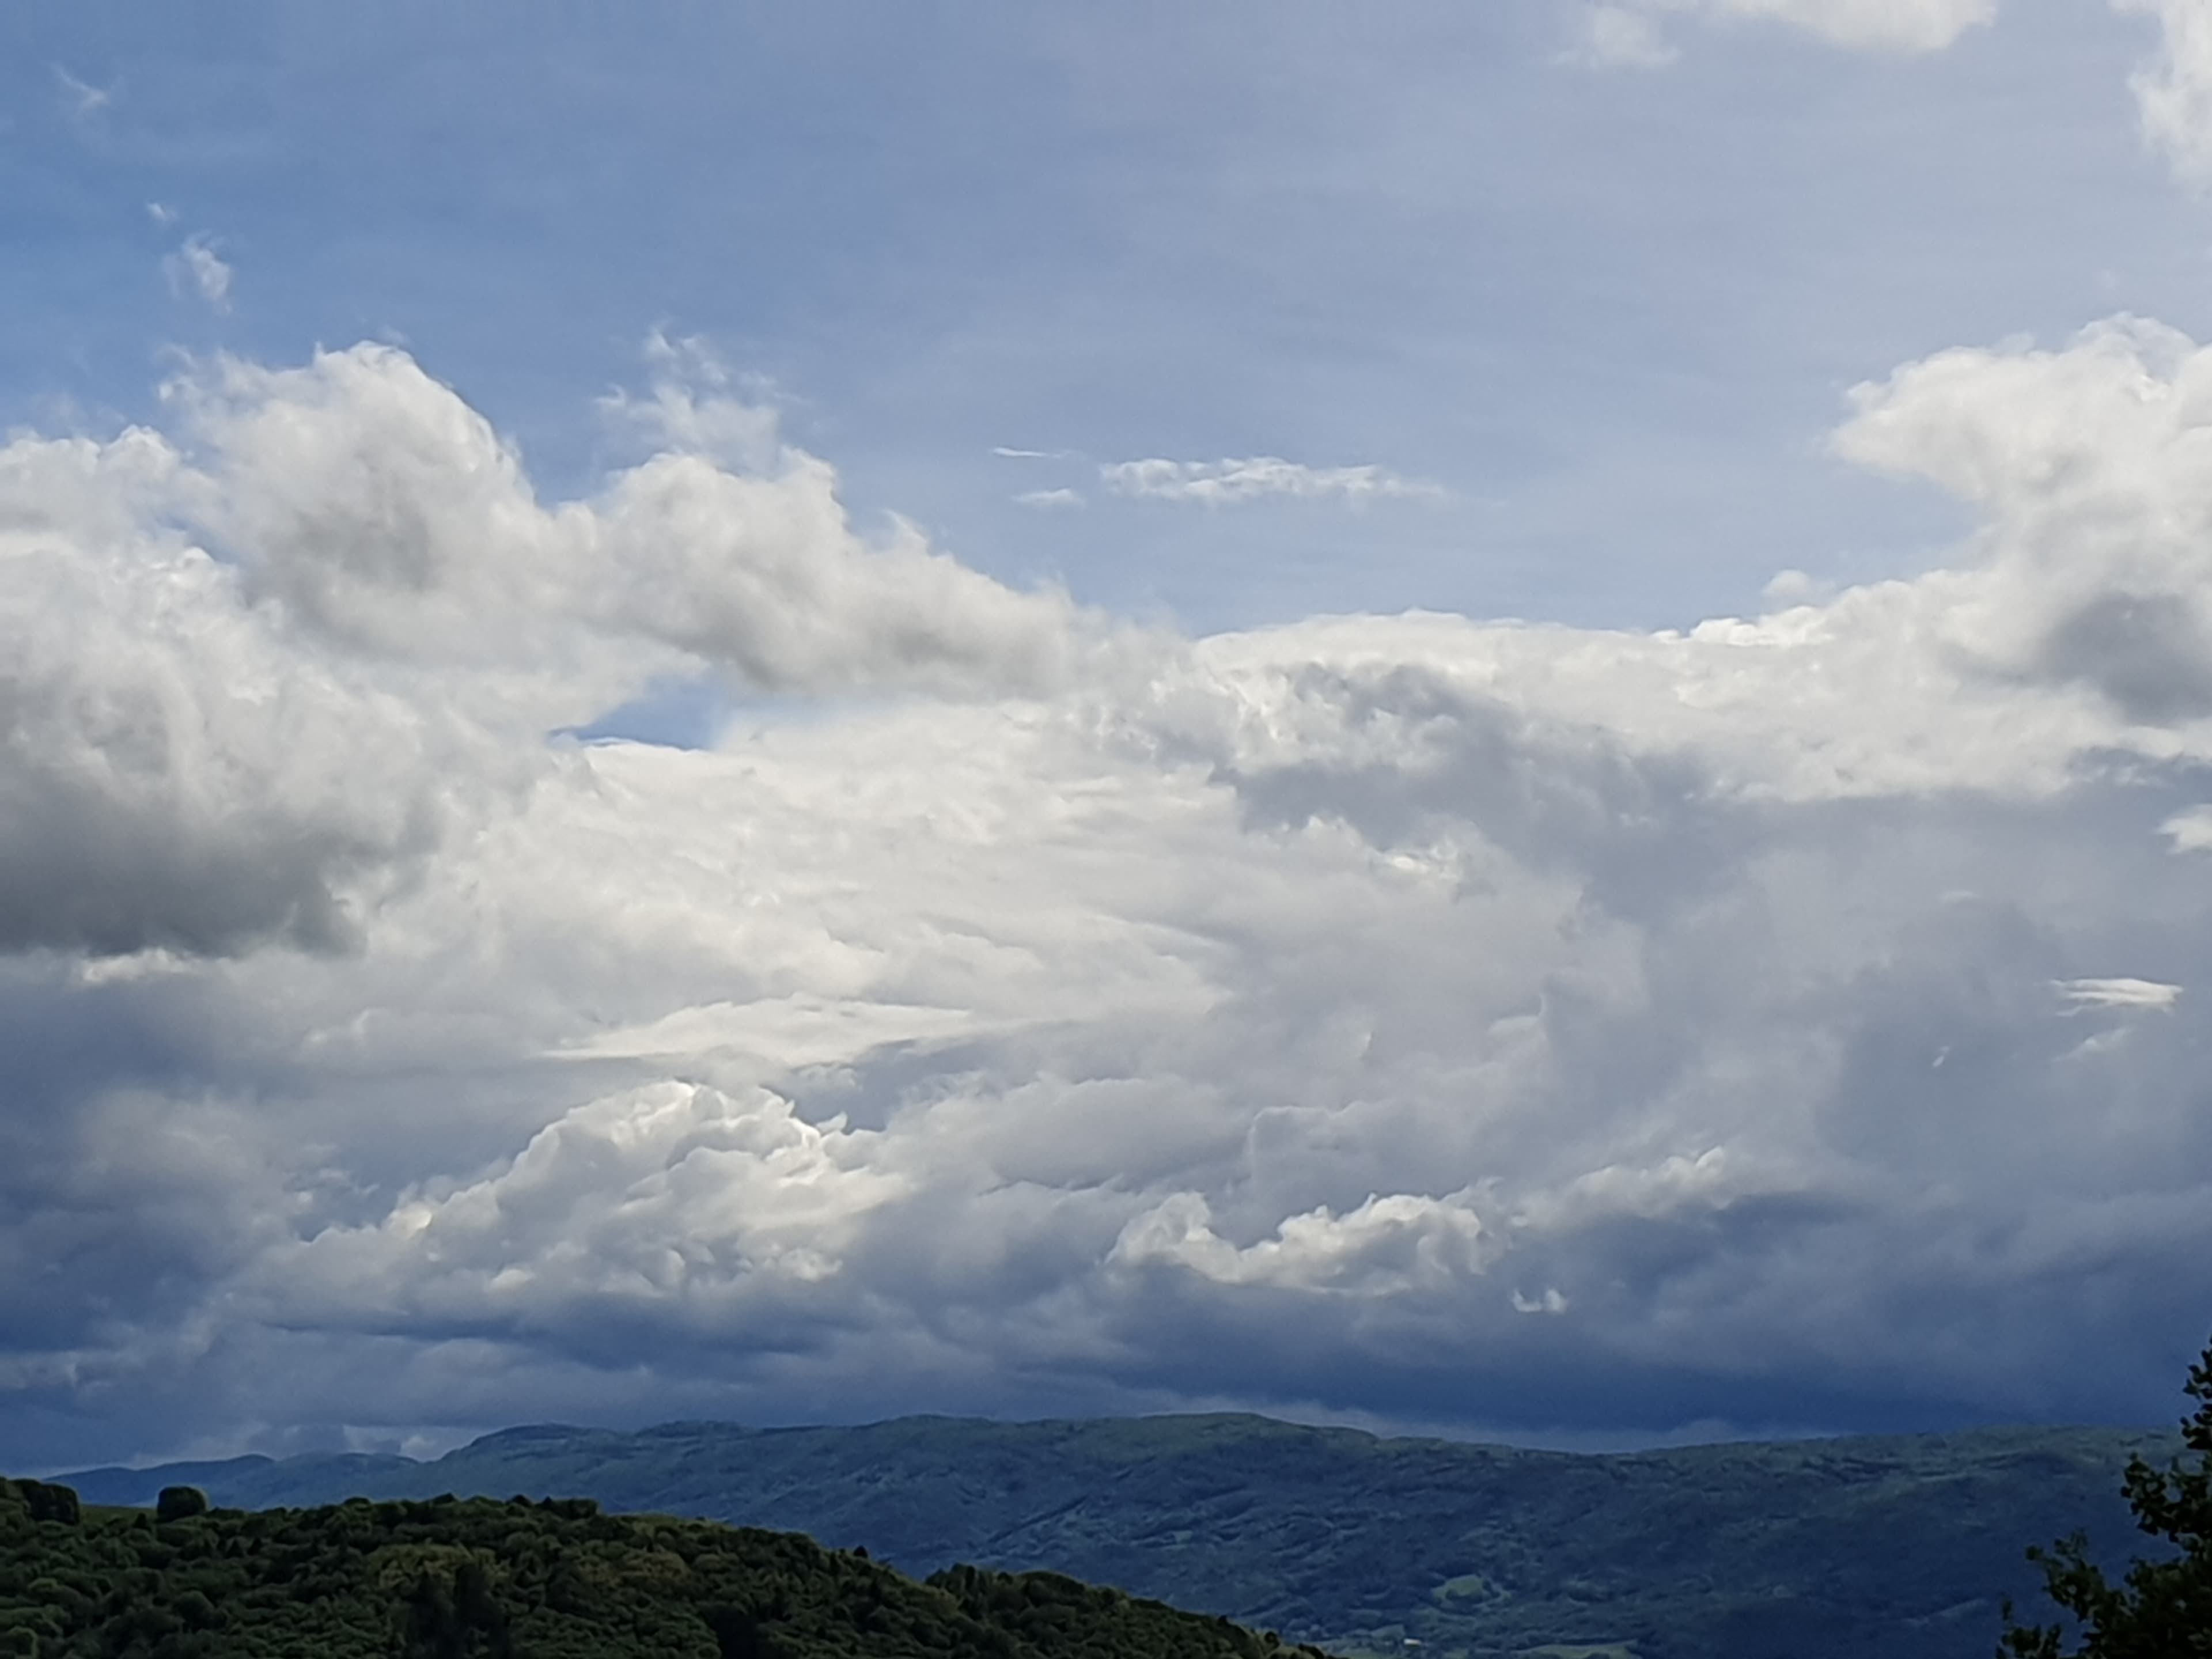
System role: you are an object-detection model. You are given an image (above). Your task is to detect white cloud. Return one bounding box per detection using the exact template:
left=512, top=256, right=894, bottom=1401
left=2115, top=0, right=2212, bottom=181
left=599, top=330, right=782, bottom=471
left=2162, top=805, right=2212, bottom=852
left=1014, top=487, right=1085, bottom=509
left=1832, top=316, right=2212, bottom=728
left=8, top=323, right=2212, bottom=1457
left=274, top=1082, right=907, bottom=1333
left=2057, top=976, right=2182, bottom=1012
left=174, top=343, right=1086, bottom=696
left=1111, top=1191, right=1497, bottom=1295
left=0, top=342, right=1095, bottom=961
left=164, top=237, right=233, bottom=312
left=1100, top=456, right=1440, bottom=506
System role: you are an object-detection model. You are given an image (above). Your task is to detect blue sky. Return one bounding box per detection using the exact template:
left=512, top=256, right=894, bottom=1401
left=5, top=1, right=2212, bottom=1469
left=13, top=2, right=2204, bottom=630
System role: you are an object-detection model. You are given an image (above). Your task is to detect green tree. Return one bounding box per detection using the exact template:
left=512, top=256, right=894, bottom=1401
left=2001, top=1335, right=2212, bottom=1656
left=156, top=1486, right=209, bottom=1522
left=12, top=1481, right=81, bottom=1527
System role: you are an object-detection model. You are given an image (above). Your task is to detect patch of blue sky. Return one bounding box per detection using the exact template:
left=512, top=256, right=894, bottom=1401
left=559, top=675, right=732, bottom=752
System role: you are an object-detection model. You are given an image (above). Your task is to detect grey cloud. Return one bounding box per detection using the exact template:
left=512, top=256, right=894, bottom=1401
left=0, top=683, right=415, bottom=957
left=135, top=711, right=2212, bottom=1453
left=2037, top=590, right=2212, bottom=724
left=1201, top=661, right=1751, bottom=923
left=0, top=434, right=452, bottom=959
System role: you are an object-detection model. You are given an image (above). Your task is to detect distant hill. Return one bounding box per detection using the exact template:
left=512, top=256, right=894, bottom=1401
left=54, top=1414, right=2175, bottom=1659
left=0, top=1476, right=1323, bottom=1659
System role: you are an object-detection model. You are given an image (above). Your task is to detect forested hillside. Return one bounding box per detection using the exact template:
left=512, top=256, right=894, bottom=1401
left=0, top=1477, right=1328, bottom=1659
left=55, top=1414, right=2173, bottom=1658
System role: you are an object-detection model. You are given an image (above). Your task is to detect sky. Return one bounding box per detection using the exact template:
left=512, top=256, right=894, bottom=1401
left=4, top=0, right=2212, bottom=1471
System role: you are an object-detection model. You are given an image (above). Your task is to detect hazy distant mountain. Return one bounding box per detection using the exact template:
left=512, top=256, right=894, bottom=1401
left=56, top=1414, right=2171, bottom=1659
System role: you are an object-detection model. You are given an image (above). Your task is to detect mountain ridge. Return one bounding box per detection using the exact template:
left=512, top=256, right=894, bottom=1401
left=48, top=1412, right=2176, bottom=1659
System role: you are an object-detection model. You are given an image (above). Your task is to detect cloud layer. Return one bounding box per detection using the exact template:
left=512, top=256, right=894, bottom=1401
left=5, top=322, right=2212, bottom=1467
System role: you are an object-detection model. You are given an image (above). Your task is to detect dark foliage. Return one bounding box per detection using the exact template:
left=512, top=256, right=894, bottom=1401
left=151, top=1490, right=205, bottom=1525
left=0, top=1479, right=1331, bottom=1659
left=2001, top=1337, right=2212, bottom=1657
left=12, top=1484, right=80, bottom=1529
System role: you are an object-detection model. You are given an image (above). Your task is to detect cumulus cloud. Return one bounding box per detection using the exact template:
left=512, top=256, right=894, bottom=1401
left=1112, top=1191, right=1497, bottom=1294
left=180, top=343, right=1084, bottom=695
left=0, top=344, right=1085, bottom=964
left=7, top=323, right=2212, bottom=1464
left=0, top=427, right=450, bottom=957
left=1835, top=316, right=2212, bottom=725
left=1101, top=457, right=1440, bottom=506
left=273, top=1082, right=906, bottom=1346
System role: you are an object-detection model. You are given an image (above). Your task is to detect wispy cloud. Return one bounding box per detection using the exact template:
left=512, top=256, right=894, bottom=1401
left=1713, top=0, right=1997, bottom=52
left=164, top=237, right=233, bottom=312
left=52, top=65, right=113, bottom=118
left=1567, top=6, right=1681, bottom=69
left=2058, top=977, right=2184, bottom=1013
left=1570, top=0, right=2212, bottom=184
left=2115, top=0, right=2212, bottom=182
left=1014, top=487, right=1085, bottom=509
left=1100, top=456, right=1441, bottom=506
left=992, top=445, right=1075, bottom=461
left=1569, top=0, right=1998, bottom=65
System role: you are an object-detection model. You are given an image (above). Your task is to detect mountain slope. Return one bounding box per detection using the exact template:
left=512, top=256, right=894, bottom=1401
left=56, top=1415, right=2171, bottom=1659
